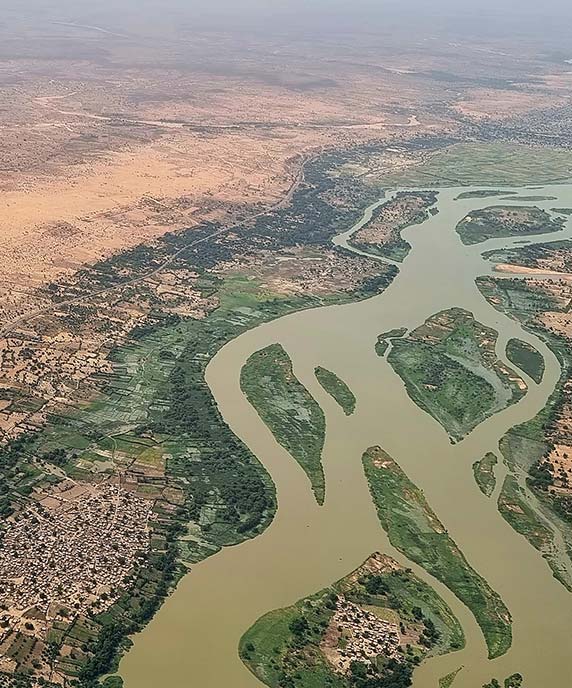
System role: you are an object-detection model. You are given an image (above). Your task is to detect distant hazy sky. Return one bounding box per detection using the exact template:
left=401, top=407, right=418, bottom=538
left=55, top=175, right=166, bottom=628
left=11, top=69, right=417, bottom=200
left=9, top=0, right=572, bottom=37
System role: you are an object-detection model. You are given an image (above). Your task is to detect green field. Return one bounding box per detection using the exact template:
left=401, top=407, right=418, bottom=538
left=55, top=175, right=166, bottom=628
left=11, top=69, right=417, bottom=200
left=506, top=338, right=545, bottom=384
left=473, top=453, right=498, bottom=497
left=240, top=552, right=464, bottom=688
left=388, top=309, right=525, bottom=441
left=315, top=366, right=356, bottom=415
left=241, top=344, right=326, bottom=504
left=363, top=446, right=512, bottom=659
left=382, top=143, right=572, bottom=187
left=456, top=205, right=563, bottom=245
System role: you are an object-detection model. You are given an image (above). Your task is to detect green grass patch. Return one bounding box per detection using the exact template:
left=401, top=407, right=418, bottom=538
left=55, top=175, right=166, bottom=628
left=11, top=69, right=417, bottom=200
left=363, top=446, right=512, bottom=659
left=506, top=338, right=545, bottom=384
left=242, top=344, right=326, bottom=504
left=383, top=143, right=572, bottom=187
left=315, top=366, right=356, bottom=415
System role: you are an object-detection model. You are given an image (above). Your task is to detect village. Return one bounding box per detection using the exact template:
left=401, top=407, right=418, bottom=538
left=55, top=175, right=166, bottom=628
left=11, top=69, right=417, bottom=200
left=0, top=480, right=152, bottom=641
left=327, top=597, right=402, bottom=674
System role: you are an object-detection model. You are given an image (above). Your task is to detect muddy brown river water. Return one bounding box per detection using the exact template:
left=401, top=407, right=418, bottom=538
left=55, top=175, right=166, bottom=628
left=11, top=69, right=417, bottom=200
left=120, top=184, right=572, bottom=688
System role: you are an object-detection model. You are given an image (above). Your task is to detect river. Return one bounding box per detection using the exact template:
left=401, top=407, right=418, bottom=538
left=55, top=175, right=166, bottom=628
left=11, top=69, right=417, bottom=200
left=120, top=184, right=572, bottom=688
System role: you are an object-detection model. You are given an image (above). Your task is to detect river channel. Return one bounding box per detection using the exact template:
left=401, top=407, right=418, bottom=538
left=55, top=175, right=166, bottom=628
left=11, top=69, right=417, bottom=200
left=121, top=183, right=572, bottom=688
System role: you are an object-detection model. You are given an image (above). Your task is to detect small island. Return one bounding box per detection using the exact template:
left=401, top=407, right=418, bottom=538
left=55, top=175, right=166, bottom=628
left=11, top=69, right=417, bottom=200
left=387, top=308, right=526, bottom=441
left=315, top=366, right=356, bottom=415
left=240, top=552, right=464, bottom=688
left=456, top=205, right=564, bottom=245
left=241, top=344, right=326, bottom=504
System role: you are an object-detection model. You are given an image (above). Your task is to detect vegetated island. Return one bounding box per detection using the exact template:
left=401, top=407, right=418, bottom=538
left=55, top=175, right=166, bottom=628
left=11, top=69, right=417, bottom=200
left=500, top=195, right=557, bottom=202
left=476, top=269, right=572, bottom=591
left=241, top=344, right=326, bottom=504
left=387, top=308, right=526, bottom=442
left=454, top=190, right=514, bottom=201
left=362, top=446, right=512, bottom=660
left=473, top=452, right=498, bottom=497
left=483, top=673, right=523, bottom=688
left=348, top=191, right=438, bottom=262
left=505, top=338, right=545, bottom=384
left=315, top=366, right=356, bottom=415
left=240, top=552, right=465, bottom=688
left=456, top=205, right=564, bottom=245
left=439, top=667, right=463, bottom=688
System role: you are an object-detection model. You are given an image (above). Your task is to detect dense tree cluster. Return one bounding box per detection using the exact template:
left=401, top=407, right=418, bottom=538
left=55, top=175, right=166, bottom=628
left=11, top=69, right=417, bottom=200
left=348, top=658, right=413, bottom=688
left=155, top=339, right=274, bottom=542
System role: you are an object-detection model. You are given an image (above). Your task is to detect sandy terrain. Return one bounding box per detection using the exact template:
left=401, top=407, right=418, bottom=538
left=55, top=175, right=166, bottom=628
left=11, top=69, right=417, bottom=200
left=494, top=263, right=572, bottom=280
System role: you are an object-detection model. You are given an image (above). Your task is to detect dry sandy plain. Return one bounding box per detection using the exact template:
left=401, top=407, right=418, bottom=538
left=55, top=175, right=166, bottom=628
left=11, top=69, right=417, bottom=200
left=0, top=5, right=571, bottom=323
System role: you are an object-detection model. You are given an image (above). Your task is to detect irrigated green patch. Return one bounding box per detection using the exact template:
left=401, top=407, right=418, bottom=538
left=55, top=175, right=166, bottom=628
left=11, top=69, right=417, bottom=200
left=456, top=206, right=563, bottom=245
left=382, top=143, right=572, bottom=187
left=506, top=339, right=545, bottom=384
left=240, top=552, right=464, bottom=688
left=242, top=344, right=326, bottom=504
left=476, top=275, right=564, bottom=325
left=315, top=366, right=356, bottom=415
left=473, top=453, right=498, bottom=498
left=388, top=308, right=526, bottom=441
left=363, top=446, right=512, bottom=660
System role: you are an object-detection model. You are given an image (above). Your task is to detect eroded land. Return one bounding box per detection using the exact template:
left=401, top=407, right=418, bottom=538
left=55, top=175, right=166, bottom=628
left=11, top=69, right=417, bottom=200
left=241, top=344, right=326, bottom=504
left=387, top=308, right=526, bottom=442
left=362, top=447, right=512, bottom=660
left=1, top=4, right=572, bottom=686
left=240, top=552, right=464, bottom=688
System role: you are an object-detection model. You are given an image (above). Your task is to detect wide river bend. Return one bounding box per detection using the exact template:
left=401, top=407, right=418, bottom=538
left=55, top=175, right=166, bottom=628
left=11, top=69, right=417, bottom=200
left=121, top=183, right=572, bottom=688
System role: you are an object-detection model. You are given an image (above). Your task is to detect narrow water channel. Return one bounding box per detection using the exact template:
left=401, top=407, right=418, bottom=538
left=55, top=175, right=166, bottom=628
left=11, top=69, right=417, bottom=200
left=120, top=184, right=572, bottom=688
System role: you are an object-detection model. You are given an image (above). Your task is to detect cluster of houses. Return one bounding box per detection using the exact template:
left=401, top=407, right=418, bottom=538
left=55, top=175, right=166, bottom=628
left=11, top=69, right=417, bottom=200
left=330, top=597, right=401, bottom=674
left=0, top=480, right=151, bottom=640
